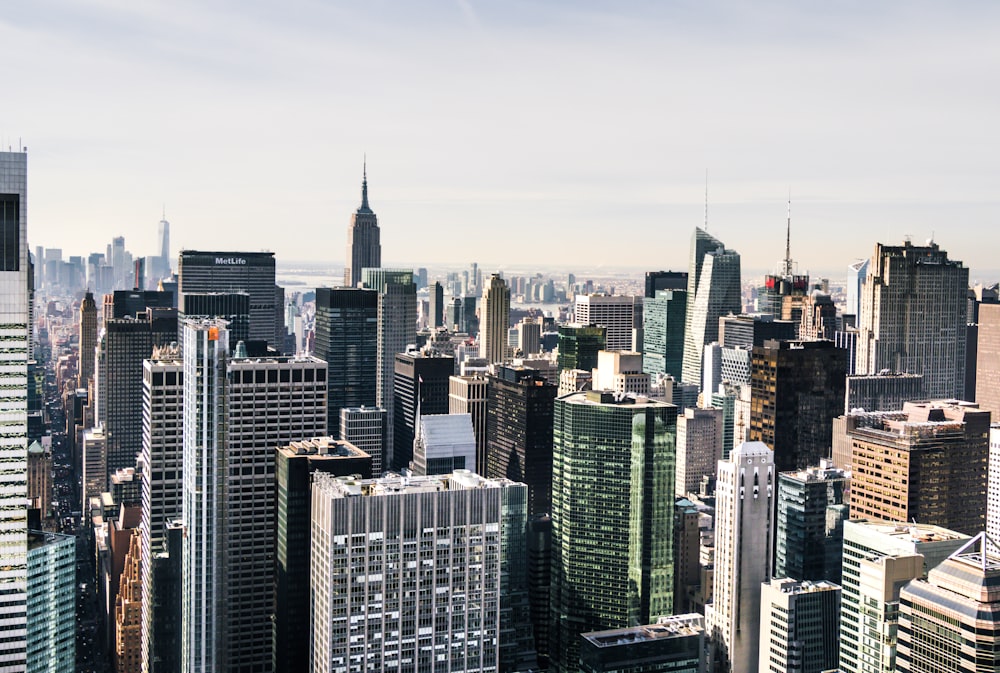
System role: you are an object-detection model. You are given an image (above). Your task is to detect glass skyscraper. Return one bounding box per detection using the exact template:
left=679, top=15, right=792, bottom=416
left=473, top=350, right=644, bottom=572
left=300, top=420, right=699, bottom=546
left=549, top=391, right=677, bottom=673
left=642, top=288, right=686, bottom=379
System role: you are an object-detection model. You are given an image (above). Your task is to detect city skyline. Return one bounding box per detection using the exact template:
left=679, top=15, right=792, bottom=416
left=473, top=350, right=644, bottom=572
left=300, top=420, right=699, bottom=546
left=5, top=1, right=1000, bottom=273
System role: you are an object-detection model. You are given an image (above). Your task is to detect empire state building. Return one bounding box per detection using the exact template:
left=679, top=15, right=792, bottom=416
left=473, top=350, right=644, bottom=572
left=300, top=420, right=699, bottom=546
left=343, top=164, right=381, bottom=287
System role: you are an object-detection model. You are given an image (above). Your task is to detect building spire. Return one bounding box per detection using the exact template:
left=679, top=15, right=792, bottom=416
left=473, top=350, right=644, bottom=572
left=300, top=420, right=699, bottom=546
left=356, top=155, right=374, bottom=215
left=783, top=190, right=793, bottom=277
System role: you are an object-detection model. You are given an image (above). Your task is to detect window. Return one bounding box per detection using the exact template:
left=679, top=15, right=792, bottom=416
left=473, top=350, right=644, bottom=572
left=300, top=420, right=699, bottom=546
left=0, top=194, right=19, bottom=271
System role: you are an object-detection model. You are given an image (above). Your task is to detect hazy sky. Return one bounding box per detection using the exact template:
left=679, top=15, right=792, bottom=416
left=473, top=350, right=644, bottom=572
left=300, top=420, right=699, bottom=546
left=5, top=1, right=1000, bottom=277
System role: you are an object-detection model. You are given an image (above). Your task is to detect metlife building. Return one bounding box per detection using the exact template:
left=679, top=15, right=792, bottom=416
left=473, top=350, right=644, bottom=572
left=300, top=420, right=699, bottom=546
left=178, top=250, right=277, bottom=347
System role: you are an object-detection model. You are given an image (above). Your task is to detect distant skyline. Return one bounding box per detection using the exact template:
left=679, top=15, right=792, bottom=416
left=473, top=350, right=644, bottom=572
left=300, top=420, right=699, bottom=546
left=6, top=1, right=1000, bottom=276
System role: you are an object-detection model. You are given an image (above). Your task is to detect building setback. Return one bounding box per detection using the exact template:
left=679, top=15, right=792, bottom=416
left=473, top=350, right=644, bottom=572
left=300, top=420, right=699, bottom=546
left=580, top=614, right=707, bottom=673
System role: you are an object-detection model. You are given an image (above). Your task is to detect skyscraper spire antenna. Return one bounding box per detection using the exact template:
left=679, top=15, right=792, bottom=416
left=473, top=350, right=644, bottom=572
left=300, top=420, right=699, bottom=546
left=704, top=169, right=709, bottom=231
left=359, top=154, right=371, bottom=213
left=783, top=189, right=793, bottom=277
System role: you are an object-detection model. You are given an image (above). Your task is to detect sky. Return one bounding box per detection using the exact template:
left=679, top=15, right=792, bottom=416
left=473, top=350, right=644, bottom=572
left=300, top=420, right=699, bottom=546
left=4, top=1, right=1000, bottom=278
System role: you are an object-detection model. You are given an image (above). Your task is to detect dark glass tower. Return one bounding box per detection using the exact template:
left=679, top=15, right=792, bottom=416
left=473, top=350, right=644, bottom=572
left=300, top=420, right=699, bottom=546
left=641, top=289, right=687, bottom=378
left=391, top=353, right=453, bottom=471
left=485, top=366, right=556, bottom=515
left=313, top=287, right=378, bottom=434
left=556, top=324, right=606, bottom=372
left=343, top=163, right=381, bottom=288
left=178, top=292, right=250, bottom=349
left=775, top=463, right=848, bottom=583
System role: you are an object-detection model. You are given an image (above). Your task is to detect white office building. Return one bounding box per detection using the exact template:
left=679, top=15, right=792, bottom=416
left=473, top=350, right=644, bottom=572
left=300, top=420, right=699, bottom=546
left=573, top=294, right=642, bottom=352
left=310, top=470, right=531, bottom=673
left=758, top=578, right=840, bottom=673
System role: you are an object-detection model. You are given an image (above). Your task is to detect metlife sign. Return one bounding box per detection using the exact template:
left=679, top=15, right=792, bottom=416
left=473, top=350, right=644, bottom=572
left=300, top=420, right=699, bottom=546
left=215, top=257, right=247, bottom=265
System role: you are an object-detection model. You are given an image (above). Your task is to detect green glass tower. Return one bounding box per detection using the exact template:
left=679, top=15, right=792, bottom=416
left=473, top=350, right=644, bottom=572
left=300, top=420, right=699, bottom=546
left=549, top=391, right=678, bottom=673
left=557, top=324, right=606, bottom=372
left=642, top=288, right=687, bottom=379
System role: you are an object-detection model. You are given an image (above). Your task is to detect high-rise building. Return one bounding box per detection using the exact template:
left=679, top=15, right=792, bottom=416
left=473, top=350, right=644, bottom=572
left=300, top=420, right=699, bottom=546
left=178, top=250, right=278, bottom=347
left=392, top=352, right=452, bottom=471
left=79, top=290, right=98, bottom=388
left=705, top=441, right=774, bottom=673
left=486, top=366, right=556, bottom=515
left=273, top=438, right=371, bottom=673
left=364, top=268, right=416, bottom=462
left=101, top=318, right=155, bottom=484
left=114, top=531, right=142, bottom=673
left=990, top=426, right=1000, bottom=544
left=856, top=240, right=968, bottom=399
left=573, top=294, right=642, bottom=352
left=674, top=406, right=723, bottom=498
left=848, top=400, right=990, bottom=536
left=515, top=318, right=541, bottom=356
left=26, top=529, right=76, bottom=673
left=682, top=229, right=742, bottom=387
left=838, top=520, right=970, bottom=673
left=758, top=579, right=840, bottom=673
left=310, top=470, right=533, bottom=673
left=148, top=522, right=182, bottom=673
left=674, top=498, right=703, bottom=615
left=449, top=375, right=489, bottom=473
left=749, top=339, right=847, bottom=472
left=844, top=372, right=924, bottom=414
left=579, top=614, right=707, bottom=673
left=775, top=462, right=848, bottom=583
left=0, top=150, right=30, bottom=670
left=343, top=165, right=381, bottom=288
left=896, top=532, right=1000, bottom=673
left=642, top=288, right=687, bottom=378
left=178, top=292, right=249, bottom=348
left=313, top=287, right=378, bottom=437
left=182, top=320, right=328, bottom=672
left=155, top=216, right=170, bottom=279
left=798, top=291, right=837, bottom=341
left=845, top=258, right=868, bottom=318
left=556, top=323, right=605, bottom=372
left=644, top=270, right=688, bottom=298
left=411, top=413, right=476, bottom=475
left=26, top=441, right=51, bottom=519
left=82, top=427, right=107, bottom=511
left=549, top=391, right=677, bottom=673
left=481, top=273, right=511, bottom=364
left=428, top=281, right=444, bottom=329
left=339, top=407, right=387, bottom=476
left=139, top=345, right=183, bottom=673
left=977, top=303, right=1000, bottom=418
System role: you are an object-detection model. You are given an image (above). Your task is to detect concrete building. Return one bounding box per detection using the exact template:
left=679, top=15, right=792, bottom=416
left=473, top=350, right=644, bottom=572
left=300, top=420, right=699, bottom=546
left=579, top=614, right=707, bottom=673
left=705, top=442, right=774, bottom=673
left=481, top=273, right=511, bottom=364
left=848, top=400, right=990, bottom=536
left=682, top=229, right=742, bottom=387
left=339, top=407, right=386, bottom=477
left=448, top=375, right=489, bottom=474
left=896, top=532, right=1000, bottom=673
left=310, top=471, right=533, bottom=673
left=273, top=438, right=371, bottom=673
left=977, top=303, right=1000, bottom=418
left=856, top=239, right=968, bottom=399
left=675, top=406, right=724, bottom=498
left=749, top=339, right=847, bottom=472
left=838, top=520, right=970, bottom=673
left=516, top=318, right=541, bottom=356
left=573, top=294, right=642, bottom=352
left=27, top=440, right=51, bottom=518
left=83, top=427, right=108, bottom=512
left=79, top=290, right=98, bottom=388
left=758, top=579, right=840, bottom=673
left=343, top=165, right=381, bottom=288
left=549, top=391, right=678, bottom=673
left=990, top=425, right=1000, bottom=545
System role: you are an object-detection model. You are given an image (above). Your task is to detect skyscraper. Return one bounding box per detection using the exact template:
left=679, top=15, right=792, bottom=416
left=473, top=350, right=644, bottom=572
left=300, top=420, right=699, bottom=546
left=26, top=530, right=76, bottom=673
left=573, top=294, right=642, bottom=352
left=339, top=407, right=387, bottom=477
left=758, top=579, right=840, bottom=673
left=410, top=413, right=476, bottom=475
left=705, top=441, right=774, bottom=673
left=391, top=352, right=452, bottom=471
left=428, top=281, right=444, bottom=329
left=749, top=339, right=847, bottom=472
left=775, top=462, right=848, bottom=583
left=847, top=400, right=990, bottom=536
left=674, top=406, right=723, bottom=498
left=845, top=258, right=868, bottom=318
left=156, top=215, right=170, bottom=280
left=0, top=150, right=30, bottom=670
left=78, top=290, right=98, bottom=388
left=642, top=288, right=687, bottom=379
left=273, top=438, right=371, bottom=673
left=343, top=164, right=381, bottom=288
left=549, top=391, right=677, bottom=673
left=896, top=533, right=1000, bottom=673
left=481, top=273, right=511, bottom=364
left=556, top=323, right=605, bottom=372
left=838, top=520, right=969, bottom=673
left=449, top=375, right=489, bottom=473
left=485, top=366, right=556, bottom=514
left=976, top=303, right=1000, bottom=418
left=313, top=287, right=378, bottom=437
left=856, top=239, right=969, bottom=399
left=101, top=318, right=154, bottom=484
left=310, top=471, right=532, bottom=673
left=682, top=229, right=742, bottom=387
left=178, top=250, right=278, bottom=347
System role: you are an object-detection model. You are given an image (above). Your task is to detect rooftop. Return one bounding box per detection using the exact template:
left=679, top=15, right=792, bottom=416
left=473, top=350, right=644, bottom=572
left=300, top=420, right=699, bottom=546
left=848, top=519, right=968, bottom=544
left=582, top=614, right=705, bottom=648
left=314, top=469, right=517, bottom=498
left=277, top=436, right=369, bottom=460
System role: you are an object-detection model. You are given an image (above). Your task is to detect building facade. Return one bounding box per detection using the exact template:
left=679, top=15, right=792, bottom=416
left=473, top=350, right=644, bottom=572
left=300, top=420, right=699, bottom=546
left=481, top=273, right=511, bottom=365
left=758, top=579, right=840, bottom=673
left=775, top=462, right=848, bottom=583
left=573, top=294, right=642, bottom=353
left=642, top=288, right=687, bottom=379
left=343, top=166, right=381, bottom=288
